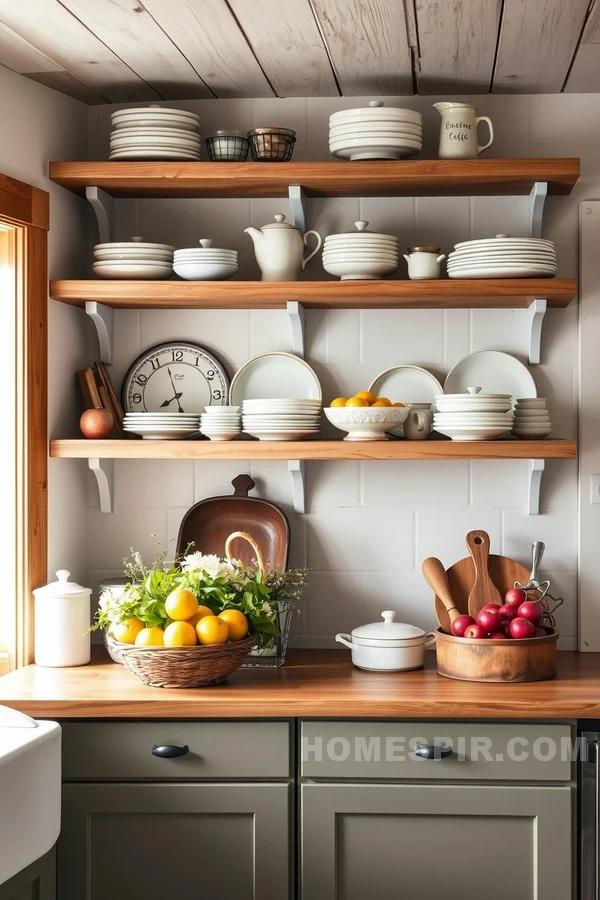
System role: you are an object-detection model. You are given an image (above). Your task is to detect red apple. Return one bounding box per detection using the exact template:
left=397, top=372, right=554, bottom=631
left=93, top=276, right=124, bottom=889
left=499, top=603, right=518, bottom=621
left=80, top=408, right=114, bottom=439
left=451, top=614, right=476, bottom=637
left=534, top=626, right=549, bottom=637
left=481, top=603, right=502, bottom=614
left=505, top=587, right=528, bottom=607
left=476, top=609, right=502, bottom=633
left=499, top=620, right=513, bottom=637
left=464, top=623, right=488, bottom=639
left=489, top=631, right=507, bottom=640
left=509, top=617, right=536, bottom=639
left=517, top=600, right=543, bottom=625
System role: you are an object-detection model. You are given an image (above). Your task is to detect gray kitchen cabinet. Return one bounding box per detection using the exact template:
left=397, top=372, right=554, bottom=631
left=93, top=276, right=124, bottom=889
left=59, top=782, right=290, bottom=900
left=301, top=782, right=572, bottom=900
left=0, top=850, right=55, bottom=900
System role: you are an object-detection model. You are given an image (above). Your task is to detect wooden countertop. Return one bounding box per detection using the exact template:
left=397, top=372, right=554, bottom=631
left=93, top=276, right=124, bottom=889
left=1, top=648, right=600, bottom=719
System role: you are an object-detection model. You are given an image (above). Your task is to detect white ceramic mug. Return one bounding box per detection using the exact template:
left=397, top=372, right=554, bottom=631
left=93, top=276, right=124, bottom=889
left=404, top=408, right=433, bottom=440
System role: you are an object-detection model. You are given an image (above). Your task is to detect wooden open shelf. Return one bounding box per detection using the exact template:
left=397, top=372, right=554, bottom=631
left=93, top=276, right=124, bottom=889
left=50, top=439, right=576, bottom=461
left=50, top=278, right=577, bottom=310
left=49, top=159, right=580, bottom=199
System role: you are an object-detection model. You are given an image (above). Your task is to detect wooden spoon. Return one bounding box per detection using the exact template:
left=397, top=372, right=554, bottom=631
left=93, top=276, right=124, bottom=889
left=466, top=530, right=502, bottom=617
left=421, top=557, right=461, bottom=634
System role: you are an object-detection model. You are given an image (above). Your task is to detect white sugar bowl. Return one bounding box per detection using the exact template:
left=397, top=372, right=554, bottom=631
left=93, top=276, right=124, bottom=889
left=34, top=570, right=92, bottom=667
left=336, top=610, right=436, bottom=672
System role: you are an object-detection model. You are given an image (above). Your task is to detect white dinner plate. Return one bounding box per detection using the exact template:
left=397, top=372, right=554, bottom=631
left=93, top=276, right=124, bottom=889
left=108, top=150, right=201, bottom=160
left=329, top=136, right=422, bottom=150
left=448, top=267, right=556, bottom=279
left=95, top=240, right=175, bottom=252
left=444, top=351, right=537, bottom=400
left=369, top=365, right=443, bottom=437
left=230, top=352, right=322, bottom=405
left=93, top=264, right=173, bottom=279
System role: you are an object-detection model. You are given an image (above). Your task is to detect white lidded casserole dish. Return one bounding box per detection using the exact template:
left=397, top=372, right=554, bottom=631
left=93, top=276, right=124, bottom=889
left=336, top=610, right=435, bottom=672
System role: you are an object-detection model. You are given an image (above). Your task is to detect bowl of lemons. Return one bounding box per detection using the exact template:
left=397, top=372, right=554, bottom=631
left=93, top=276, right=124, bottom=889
left=324, top=391, right=409, bottom=441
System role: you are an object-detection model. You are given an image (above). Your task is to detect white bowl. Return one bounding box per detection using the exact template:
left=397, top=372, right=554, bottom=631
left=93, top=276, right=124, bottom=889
left=323, top=251, right=399, bottom=262
left=201, top=429, right=240, bottom=441
left=512, top=428, right=552, bottom=438
left=322, top=259, right=398, bottom=280
left=514, top=409, right=550, bottom=417
left=204, top=405, right=240, bottom=413
left=174, top=262, right=238, bottom=281
left=109, top=149, right=201, bottom=160
left=515, top=398, right=547, bottom=408
left=94, top=250, right=173, bottom=262
left=329, top=136, right=422, bottom=150
left=330, top=144, right=420, bottom=161
left=244, top=429, right=319, bottom=441
left=434, top=426, right=512, bottom=441
left=93, top=263, right=173, bottom=279
left=324, top=237, right=398, bottom=248
left=325, top=406, right=408, bottom=441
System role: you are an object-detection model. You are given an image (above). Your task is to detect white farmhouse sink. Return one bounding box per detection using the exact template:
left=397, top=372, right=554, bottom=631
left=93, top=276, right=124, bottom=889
left=0, top=706, right=61, bottom=885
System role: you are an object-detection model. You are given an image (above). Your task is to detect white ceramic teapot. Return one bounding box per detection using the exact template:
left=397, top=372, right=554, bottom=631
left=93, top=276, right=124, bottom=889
left=245, top=214, right=322, bottom=281
left=433, top=102, right=494, bottom=160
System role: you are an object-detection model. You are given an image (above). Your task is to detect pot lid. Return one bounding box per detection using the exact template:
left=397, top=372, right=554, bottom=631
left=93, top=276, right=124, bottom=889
left=33, top=570, right=92, bottom=598
left=259, top=214, right=298, bottom=231
left=407, top=246, right=440, bottom=253
left=438, top=386, right=512, bottom=400
left=351, top=610, right=426, bottom=642
left=326, top=221, right=396, bottom=241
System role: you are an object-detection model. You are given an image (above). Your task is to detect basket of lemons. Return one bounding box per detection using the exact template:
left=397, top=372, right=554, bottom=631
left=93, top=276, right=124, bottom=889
left=95, top=531, right=306, bottom=689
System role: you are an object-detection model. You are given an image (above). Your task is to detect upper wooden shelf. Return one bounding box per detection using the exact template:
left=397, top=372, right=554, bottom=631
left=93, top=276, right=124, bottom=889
left=48, top=159, right=580, bottom=199
left=50, top=439, right=576, bottom=461
left=50, top=278, right=576, bottom=310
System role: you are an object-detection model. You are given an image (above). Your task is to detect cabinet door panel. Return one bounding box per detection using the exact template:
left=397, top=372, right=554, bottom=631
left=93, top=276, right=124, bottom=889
left=0, top=850, right=55, bottom=900
left=301, top=783, right=571, bottom=900
left=60, top=783, right=289, bottom=900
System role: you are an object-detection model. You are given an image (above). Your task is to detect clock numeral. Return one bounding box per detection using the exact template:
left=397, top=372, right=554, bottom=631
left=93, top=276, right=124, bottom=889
left=132, top=392, right=142, bottom=404
left=212, top=389, right=222, bottom=400
left=136, top=374, right=148, bottom=385
left=206, top=369, right=215, bottom=381
left=195, top=356, right=201, bottom=367
left=150, top=359, right=161, bottom=370
left=172, top=349, right=183, bottom=362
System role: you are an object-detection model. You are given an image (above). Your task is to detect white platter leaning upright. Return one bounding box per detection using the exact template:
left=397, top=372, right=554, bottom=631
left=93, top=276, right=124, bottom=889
left=444, top=351, right=537, bottom=400
left=369, top=365, right=443, bottom=437
left=230, top=352, right=322, bottom=405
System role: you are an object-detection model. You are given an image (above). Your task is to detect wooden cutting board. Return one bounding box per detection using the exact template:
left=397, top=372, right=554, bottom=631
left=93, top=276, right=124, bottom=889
left=435, top=554, right=530, bottom=630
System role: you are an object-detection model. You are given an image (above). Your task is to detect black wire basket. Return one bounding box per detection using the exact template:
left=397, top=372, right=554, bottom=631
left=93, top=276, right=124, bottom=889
left=248, top=128, right=296, bottom=162
left=205, top=132, right=249, bottom=162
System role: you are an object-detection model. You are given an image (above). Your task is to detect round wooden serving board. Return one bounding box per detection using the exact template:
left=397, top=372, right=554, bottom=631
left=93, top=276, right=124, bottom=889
left=435, top=554, right=530, bottom=632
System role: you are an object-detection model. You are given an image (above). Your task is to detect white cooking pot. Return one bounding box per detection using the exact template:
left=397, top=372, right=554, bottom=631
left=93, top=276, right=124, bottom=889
left=336, top=610, right=436, bottom=672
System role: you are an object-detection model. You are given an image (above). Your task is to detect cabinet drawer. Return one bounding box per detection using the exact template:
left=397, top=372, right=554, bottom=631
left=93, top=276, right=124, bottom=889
left=301, top=721, right=572, bottom=782
left=62, top=721, right=290, bottom=780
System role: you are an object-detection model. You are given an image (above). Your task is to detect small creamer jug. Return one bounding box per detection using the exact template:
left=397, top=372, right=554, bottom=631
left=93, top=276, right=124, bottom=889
left=433, top=102, right=494, bottom=160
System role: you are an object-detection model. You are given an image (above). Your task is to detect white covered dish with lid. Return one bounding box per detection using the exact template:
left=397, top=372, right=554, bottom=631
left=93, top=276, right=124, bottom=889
left=336, top=610, right=435, bottom=672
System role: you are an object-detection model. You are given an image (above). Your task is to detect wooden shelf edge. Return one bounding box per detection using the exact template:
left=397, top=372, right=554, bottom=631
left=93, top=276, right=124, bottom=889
left=50, top=439, right=577, bottom=461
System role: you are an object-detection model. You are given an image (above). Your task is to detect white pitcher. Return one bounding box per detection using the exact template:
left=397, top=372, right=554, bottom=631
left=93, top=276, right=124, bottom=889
left=245, top=213, right=322, bottom=282
left=433, top=102, right=494, bottom=160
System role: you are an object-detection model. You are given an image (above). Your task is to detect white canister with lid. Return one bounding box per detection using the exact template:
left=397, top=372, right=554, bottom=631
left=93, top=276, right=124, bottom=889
left=335, top=610, right=436, bottom=672
left=34, top=570, right=92, bottom=667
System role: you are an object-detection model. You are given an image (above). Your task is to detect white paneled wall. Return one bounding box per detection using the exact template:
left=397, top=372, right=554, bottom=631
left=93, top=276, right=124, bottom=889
left=82, top=93, right=592, bottom=648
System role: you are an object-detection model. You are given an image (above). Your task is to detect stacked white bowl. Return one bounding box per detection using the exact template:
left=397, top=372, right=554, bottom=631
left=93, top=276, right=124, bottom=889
left=174, top=239, right=239, bottom=281
left=124, top=412, right=200, bottom=440
left=323, top=221, right=399, bottom=280
left=512, top=398, right=551, bottom=439
left=242, top=399, right=322, bottom=441
left=93, top=237, right=174, bottom=280
left=329, top=101, right=422, bottom=160
left=447, top=234, right=557, bottom=279
left=109, top=106, right=201, bottom=160
left=434, top=386, right=513, bottom=441
left=200, top=406, right=241, bottom=441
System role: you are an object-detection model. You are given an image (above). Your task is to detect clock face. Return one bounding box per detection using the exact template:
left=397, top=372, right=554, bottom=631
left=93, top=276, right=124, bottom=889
left=121, top=342, right=230, bottom=413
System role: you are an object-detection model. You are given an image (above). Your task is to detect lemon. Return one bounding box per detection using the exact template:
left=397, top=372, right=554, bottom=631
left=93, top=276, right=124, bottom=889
left=355, top=390, right=377, bottom=404
left=164, top=621, right=197, bottom=647
left=392, top=402, right=405, bottom=407
left=165, top=588, right=198, bottom=621
left=345, top=396, right=369, bottom=407
left=187, top=605, right=214, bottom=627
left=112, top=617, right=144, bottom=644
left=196, top=615, right=229, bottom=645
left=135, top=626, right=164, bottom=647
left=371, top=400, right=390, bottom=407
left=374, top=396, right=391, bottom=406
left=330, top=397, right=348, bottom=408
left=218, top=609, right=249, bottom=641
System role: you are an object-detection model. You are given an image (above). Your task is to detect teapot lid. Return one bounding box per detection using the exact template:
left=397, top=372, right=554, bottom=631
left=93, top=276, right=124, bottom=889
left=261, top=214, right=297, bottom=230
left=33, top=569, right=92, bottom=598
left=351, top=610, right=426, bottom=642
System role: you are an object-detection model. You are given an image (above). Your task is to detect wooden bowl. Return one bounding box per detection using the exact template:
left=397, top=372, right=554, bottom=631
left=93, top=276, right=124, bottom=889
left=435, top=627, right=559, bottom=683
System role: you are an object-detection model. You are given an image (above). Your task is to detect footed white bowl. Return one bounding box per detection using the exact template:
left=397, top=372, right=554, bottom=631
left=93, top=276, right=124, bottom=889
left=325, top=406, right=409, bottom=441
left=174, top=261, right=238, bottom=281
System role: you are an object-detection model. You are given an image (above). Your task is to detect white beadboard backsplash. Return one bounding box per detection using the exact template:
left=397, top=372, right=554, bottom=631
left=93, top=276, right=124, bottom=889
left=81, top=93, right=589, bottom=649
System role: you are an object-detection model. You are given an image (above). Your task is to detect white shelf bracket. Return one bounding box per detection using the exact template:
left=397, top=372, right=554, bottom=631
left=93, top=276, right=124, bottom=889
left=85, top=301, right=114, bottom=364
left=287, top=300, right=306, bottom=358
left=288, top=459, right=306, bottom=514
left=86, top=185, right=114, bottom=244
left=528, top=182, right=547, bottom=238
left=89, top=458, right=114, bottom=514
left=527, top=298, right=547, bottom=365
left=288, top=185, right=307, bottom=233
left=527, top=458, right=545, bottom=515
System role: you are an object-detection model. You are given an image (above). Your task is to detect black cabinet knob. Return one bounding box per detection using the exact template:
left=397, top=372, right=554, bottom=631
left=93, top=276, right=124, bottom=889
left=152, top=744, right=189, bottom=759
left=414, top=743, right=453, bottom=760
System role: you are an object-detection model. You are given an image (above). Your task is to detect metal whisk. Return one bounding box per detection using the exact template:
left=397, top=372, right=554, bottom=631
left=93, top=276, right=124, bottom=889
left=514, top=541, right=563, bottom=629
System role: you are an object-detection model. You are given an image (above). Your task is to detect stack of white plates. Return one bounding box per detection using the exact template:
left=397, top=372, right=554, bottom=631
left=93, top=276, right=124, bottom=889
left=93, top=237, right=174, bottom=280
left=323, top=220, right=399, bottom=281
left=447, top=235, right=557, bottom=279
left=124, top=412, right=200, bottom=440
left=242, top=399, right=321, bottom=441
left=200, top=406, right=241, bottom=441
left=109, top=106, right=201, bottom=160
left=434, top=386, right=513, bottom=441
left=174, top=239, right=238, bottom=281
left=512, top=398, right=551, bottom=439
left=329, top=100, right=422, bottom=160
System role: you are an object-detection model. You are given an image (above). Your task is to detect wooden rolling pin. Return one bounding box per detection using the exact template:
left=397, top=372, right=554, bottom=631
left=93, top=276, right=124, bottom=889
left=421, top=557, right=461, bottom=634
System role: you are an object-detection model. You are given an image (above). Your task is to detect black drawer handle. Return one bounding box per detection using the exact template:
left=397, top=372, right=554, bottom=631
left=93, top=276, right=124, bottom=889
left=152, top=744, right=189, bottom=759
left=414, top=743, right=453, bottom=760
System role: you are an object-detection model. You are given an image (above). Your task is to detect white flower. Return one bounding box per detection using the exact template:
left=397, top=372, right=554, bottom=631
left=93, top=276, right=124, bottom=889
left=261, top=601, right=273, bottom=616
left=182, top=552, right=245, bottom=583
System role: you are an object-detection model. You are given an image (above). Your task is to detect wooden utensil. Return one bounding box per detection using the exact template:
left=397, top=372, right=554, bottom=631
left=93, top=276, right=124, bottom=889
left=422, top=557, right=461, bottom=633
left=466, top=530, right=503, bottom=617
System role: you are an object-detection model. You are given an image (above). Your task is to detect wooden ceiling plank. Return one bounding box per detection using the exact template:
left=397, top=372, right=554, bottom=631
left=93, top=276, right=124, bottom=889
left=0, top=0, right=158, bottom=102
left=140, top=0, right=274, bottom=97
left=59, top=0, right=213, bottom=99
left=564, top=0, right=600, bottom=92
left=494, top=0, right=590, bottom=93
left=226, top=0, right=339, bottom=96
left=27, top=70, right=105, bottom=104
left=0, top=20, right=63, bottom=74
left=414, top=0, right=502, bottom=94
left=309, top=0, right=413, bottom=95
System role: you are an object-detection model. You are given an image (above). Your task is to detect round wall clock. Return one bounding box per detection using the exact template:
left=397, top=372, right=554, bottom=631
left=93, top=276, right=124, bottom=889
left=121, top=341, right=230, bottom=413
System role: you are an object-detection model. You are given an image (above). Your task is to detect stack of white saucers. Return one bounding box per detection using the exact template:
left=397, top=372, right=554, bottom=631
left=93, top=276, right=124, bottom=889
left=329, top=100, right=422, bottom=160
left=124, top=412, right=200, bottom=440
left=93, top=237, right=174, bottom=280
left=433, top=386, right=513, bottom=441
left=512, top=398, right=551, bottom=439
left=200, top=406, right=241, bottom=441
left=242, top=399, right=321, bottom=441
left=323, top=220, right=399, bottom=281
left=109, top=106, right=201, bottom=160
left=173, top=239, right=238, bottom=281
left=447, top=234, right=557, bottom=279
